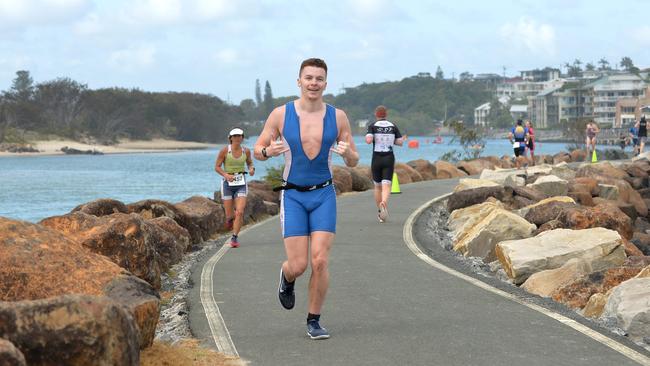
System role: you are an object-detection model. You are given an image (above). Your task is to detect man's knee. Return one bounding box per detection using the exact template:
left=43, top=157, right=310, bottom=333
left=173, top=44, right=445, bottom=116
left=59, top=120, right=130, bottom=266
left=311, top=256, right=329, bottom=273
left=288, top=259, right=308, bottom=277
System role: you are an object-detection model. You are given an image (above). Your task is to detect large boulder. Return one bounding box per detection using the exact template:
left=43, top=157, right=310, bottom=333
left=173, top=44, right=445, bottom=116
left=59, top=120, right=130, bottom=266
left=406, top=159, right=436, bottom=180
left=479, top=168, right=525, bottom=186
left=433, top=161, right=467, bottom=179
left=557, top=204, right=634, bottom=240
left=127, top=199, right=203, bottom=244
left=72, top=198, right=128, bottom=217
left=446, top=186, right=512, bottom=212
left=453, top=178, right=500, bottom=192
left=0, top=339, right=26, bottom=366
left=551, top=265, right=646, bottom=309
left=174, top=196, right=225, bottom=242
left=495, top=228, right=627, bottom=284
left=1, top=217, right=125, bottom=300
left=447, top=199, right=504, bottom=243
left=457, top=158, right=496, bottom=176
left=570, top=177, right=600, bottom=196
left=147, top=217, right=191, bottom=254
left=522, top=258, right=593, bottom=298
left=576, top=162, right=629, bottom=180
left=0, top=295, right=140, bottom=366
left=144, top=219, right=188, bottom=271
left=41, top=212, right=162, bottom=289
left=528, top=175, right=568, bottom=197
left=602, top=277, right=650, bottom=342
left=395, top=163, right=422, bottom=183
left=519, top=196, right=576, bottom=221
left=0, top=217, right=160, bottom=349
left=452, top=208, right=536, bottom=262
left=349, top=166, right=373, bottom=191
left=247, top=180, right=280, bottom=204
left=332, top=166, right=353, bottom=193
left=570, top=149, right=587, bottom=162
left=549, top=162, right=577, bottom=181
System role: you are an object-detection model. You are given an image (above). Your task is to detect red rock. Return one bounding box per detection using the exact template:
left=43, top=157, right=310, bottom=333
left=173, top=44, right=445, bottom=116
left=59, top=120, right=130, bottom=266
left=406, top=159, right=436, bottom=180
left=395, top=163, right=422, bottom=183
left=174, top=196, right=225, bottom=242
left=433, top=161, right=467, bottom=179
left=332, top=165, right=353, bottom=193
left=72, top=198, right=128, bottom=216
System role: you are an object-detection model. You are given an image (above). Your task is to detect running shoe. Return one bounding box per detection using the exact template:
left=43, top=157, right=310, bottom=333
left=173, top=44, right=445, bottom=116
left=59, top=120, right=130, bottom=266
left=229, top=237, right=239, bottom=248
left=307, top=319, right=330, bottom=340
left=278, top=268, right=295, bottom=310
left=377, top=213, right=385, bottom=223
left=379, top=202, right=388, bottom=222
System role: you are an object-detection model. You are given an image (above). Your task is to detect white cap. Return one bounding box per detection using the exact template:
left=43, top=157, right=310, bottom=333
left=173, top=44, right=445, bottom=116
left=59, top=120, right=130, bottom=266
left=229, top=128, right=244, bottom=136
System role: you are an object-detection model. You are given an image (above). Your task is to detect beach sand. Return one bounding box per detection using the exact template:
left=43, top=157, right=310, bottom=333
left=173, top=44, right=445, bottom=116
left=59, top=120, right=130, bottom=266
left=0, top=138, right=217, bottom=157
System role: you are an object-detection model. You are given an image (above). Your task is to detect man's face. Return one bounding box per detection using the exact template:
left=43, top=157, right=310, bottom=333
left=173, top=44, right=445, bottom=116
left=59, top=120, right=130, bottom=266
left=298, top=66, right=327, bottom=100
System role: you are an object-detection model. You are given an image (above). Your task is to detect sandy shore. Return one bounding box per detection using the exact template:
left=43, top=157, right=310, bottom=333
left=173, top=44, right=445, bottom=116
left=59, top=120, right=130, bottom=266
left=0, top=139, right=217, bottom=157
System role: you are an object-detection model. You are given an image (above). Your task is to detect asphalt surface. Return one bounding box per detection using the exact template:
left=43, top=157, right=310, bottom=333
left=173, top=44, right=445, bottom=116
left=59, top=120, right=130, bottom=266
left=189, top=178, right=650, bottom=366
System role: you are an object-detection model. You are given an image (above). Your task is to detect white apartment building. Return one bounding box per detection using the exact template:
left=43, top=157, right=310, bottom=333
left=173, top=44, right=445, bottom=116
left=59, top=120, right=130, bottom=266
left=585, top=74, right=647, bottom=126
left=474, top=102, right=491, bottom=126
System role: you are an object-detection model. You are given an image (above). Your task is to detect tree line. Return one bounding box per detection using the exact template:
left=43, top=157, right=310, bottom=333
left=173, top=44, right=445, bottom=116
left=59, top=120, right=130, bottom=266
left=0, top=68, right=497, bottom=144
left=0, top=71, right=246, bottom=144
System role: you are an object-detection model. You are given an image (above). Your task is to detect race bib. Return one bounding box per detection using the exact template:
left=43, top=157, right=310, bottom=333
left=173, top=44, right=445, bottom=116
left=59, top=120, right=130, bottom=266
left=513, top=142, right=520, bottom=148
left=229, top=173, right=245, bottom=186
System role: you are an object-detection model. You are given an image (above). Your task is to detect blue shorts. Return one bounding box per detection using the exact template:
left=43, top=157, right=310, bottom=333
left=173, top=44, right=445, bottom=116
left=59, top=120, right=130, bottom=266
left=221, top=179, right=247, bottom=200
left=280, top=185, right=336, bottom=238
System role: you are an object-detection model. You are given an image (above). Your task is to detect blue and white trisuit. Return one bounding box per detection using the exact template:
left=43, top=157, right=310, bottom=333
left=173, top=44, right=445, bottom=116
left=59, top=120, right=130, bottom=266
left=279, top=101, right=338, bottom=238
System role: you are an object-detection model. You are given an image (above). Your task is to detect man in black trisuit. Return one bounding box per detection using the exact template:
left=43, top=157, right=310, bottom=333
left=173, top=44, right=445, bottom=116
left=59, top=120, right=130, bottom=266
left=365, top=105, right=405, bottom=223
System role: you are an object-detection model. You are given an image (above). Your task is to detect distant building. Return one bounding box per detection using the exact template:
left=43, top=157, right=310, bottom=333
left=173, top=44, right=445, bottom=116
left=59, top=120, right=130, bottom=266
left=510, top=104, right=528, bottom=121
left=615, top=87, right=650, bottom=126
left=529, top=86, right=562, bottom=128
left=474, top=73, right=503, bottom=89
left=584, top=73, right=647, bottom=127
left=474, top=102, right=491, bottom=126
left=415, top=72, right=432, bottom=78
left=520, top=68, right=561, bottom=82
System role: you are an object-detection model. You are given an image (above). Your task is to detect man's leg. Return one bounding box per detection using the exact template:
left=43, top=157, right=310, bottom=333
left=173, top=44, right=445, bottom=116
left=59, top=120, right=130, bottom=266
left=373, top=184, right=382, bottom=209
left=282, top=236, right=309, bottom=283
left=307, top=231, right=334, bottom=315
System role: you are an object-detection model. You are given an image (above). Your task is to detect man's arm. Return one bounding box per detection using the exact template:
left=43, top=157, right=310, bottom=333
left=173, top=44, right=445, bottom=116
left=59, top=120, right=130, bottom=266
left=334, top=109, right=359, bottom=167
left=254, top=107, right=287, bottom=161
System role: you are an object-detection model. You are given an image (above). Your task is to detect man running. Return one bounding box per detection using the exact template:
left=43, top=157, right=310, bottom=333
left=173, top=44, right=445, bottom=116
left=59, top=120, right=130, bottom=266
left=508, top=119, right=529, bottom=168
left=629, top=124, right=639, bottom=156
left=214, top=128, right=255, bottom=247
left=254, top=58, right=359, bottom=340
left=365, top=105, right=405, bottom=223
left=636, top=115, right=647, bottom=154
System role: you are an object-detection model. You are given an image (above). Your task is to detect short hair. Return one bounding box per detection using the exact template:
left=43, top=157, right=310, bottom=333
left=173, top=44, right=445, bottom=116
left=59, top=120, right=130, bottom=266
left=375, top=105, right=387, bottom=119
left=299, top=58, right=328, bottom=76
left=516, top=119, right=523, bottom=125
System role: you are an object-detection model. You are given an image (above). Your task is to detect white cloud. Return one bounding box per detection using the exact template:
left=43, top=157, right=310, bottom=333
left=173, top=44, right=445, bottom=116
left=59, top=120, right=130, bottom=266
left=213, top=49, right=238, bottom=64
left=73, top=12, right=102, bottom=35
left=108, top=44, right=156, bottom=71
left=500, top=17, right=556, bottom=56
left=0, top=0, right=91, bottom=28
left=630, top=25, right=650, bottom=46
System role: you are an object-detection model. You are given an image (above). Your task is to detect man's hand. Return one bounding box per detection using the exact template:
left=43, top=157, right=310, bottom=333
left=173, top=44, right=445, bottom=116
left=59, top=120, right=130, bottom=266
left=266, top=139, right=289, bottom=157
left=330, top=141, right=349, bottom=157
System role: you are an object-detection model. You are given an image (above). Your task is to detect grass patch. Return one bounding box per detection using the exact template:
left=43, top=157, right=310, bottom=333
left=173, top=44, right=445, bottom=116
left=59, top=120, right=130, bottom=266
left=140, top=339, right=244, bottom=366
left=159, top=291, right=174, bottom=306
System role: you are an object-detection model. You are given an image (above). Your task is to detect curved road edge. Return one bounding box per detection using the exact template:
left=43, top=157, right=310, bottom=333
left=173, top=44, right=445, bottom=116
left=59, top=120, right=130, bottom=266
left=402, top=192, right=650, bottom=366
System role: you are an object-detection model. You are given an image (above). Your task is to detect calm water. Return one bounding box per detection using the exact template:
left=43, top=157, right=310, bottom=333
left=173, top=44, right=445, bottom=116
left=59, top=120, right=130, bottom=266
left=0, top=136, right=583, bottom=222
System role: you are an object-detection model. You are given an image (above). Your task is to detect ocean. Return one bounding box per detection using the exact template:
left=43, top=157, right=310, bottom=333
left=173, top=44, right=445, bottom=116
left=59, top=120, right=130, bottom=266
left=0, top=136, right=597, bottom=222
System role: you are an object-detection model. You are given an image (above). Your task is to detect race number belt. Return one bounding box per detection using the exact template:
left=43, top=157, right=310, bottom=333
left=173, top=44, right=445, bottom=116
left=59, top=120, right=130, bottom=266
left=228, top=172, right=247, bottom=187
left=273, top=179, right=332, bottom=192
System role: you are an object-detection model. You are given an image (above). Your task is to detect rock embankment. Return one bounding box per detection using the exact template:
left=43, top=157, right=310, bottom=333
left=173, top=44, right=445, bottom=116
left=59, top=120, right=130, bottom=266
left=442, top=157, right=650, bottom=348
left=1, top=148, right=639, bottom=362
left=0, top=181, right=280, bottom=365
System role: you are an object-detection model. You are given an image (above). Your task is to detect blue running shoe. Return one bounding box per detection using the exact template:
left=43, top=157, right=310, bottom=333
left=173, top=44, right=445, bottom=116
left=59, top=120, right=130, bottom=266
left=307, top=319, right=330, bottom=340
left=278, top=268, right=295, bottom=310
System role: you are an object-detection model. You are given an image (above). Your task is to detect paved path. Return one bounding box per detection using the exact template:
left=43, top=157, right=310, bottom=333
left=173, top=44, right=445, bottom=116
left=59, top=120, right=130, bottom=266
left=189, top=179, right=650, bottom=366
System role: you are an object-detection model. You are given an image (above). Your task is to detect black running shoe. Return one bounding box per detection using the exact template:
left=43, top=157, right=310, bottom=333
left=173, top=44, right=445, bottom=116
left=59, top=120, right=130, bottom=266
left=278, top=268, right=295, bottom=310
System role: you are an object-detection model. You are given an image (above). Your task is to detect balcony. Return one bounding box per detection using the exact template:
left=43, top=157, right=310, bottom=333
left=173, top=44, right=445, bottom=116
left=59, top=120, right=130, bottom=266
left=594, top=107, right=616, bottom=113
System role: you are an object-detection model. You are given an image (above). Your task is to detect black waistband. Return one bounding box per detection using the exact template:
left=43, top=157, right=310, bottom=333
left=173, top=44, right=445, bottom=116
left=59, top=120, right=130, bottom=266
left=273, top=179, right=332, bottom=192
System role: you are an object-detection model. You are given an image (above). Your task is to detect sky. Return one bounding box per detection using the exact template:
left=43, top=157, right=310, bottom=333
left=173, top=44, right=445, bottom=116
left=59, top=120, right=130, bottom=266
left=1, top=0, right=649, bottom=105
